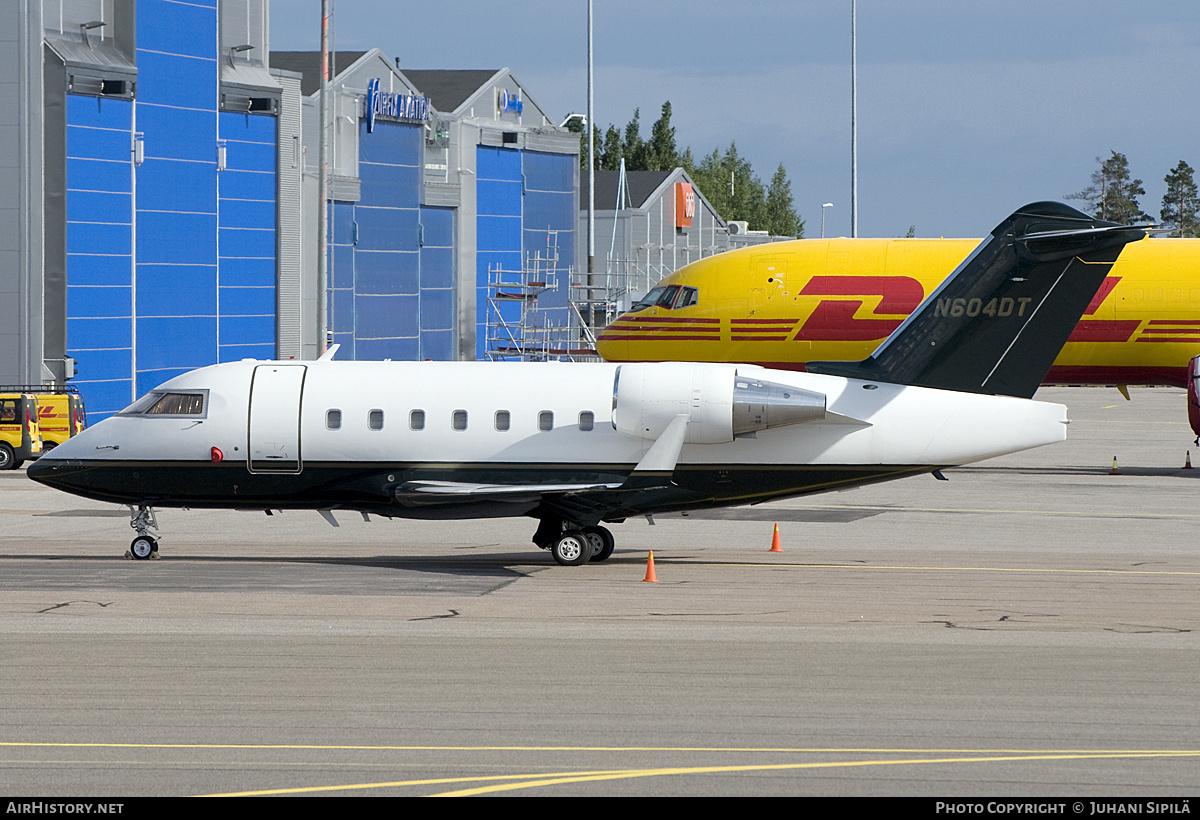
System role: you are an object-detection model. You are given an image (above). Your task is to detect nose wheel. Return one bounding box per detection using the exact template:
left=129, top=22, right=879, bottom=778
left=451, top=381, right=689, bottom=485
left=126, top=505, right=160, bottom=560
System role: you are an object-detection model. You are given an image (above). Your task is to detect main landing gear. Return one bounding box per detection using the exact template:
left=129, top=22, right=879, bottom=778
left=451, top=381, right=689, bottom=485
left=533, top=517, right=616, bottom=566
left=127, top=505, right=160, bottom=560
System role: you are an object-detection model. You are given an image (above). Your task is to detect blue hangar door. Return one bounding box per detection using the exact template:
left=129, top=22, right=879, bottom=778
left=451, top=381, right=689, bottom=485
left=247, top=365, right=306, bottom=473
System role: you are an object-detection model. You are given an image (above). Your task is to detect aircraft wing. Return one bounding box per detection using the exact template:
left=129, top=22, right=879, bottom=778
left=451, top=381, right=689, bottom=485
left=396, top=479, right=623, bottom=501
left=392, top=476, right=699, bottom=526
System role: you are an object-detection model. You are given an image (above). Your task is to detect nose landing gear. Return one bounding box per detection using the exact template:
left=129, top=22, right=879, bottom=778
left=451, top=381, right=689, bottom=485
left=127, top=505, right=160, bottom=560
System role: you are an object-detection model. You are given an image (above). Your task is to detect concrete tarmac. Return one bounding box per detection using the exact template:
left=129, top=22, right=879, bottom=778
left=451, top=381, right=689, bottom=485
left=0, top=386, right=1198, bottom=796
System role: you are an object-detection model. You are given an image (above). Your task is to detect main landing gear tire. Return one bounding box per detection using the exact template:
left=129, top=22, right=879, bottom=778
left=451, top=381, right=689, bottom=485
left=583, top=526, right=615, bottom=562
left=129, top=535, right=158, bottom=560
left=551, top=531, right=592, bottom=567
left=0, top=443, right=15, bottom=470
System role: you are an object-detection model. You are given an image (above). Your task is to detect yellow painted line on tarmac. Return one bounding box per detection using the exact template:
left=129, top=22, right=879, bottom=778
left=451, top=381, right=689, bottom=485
left=198, top=750, right=1200, bottom=797
left=4, top=742, right=1196, bottom=796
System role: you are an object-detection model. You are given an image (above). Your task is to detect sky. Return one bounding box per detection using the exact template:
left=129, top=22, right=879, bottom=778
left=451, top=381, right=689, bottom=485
left=269, top=1, right=1200, bottom=239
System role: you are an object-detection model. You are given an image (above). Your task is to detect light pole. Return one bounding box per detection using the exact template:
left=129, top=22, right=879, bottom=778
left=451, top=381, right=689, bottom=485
left=821, top=203, right=833, bottom=239
left=851, top=0, right=857, bottom=238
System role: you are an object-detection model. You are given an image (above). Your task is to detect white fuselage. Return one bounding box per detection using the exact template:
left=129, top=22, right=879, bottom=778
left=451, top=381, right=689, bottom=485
left=30, top=359, right=1068, bottom=517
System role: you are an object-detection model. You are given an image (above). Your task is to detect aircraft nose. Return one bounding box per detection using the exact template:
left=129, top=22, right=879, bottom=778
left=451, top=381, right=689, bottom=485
left=26, top=456, right=95, bottom=495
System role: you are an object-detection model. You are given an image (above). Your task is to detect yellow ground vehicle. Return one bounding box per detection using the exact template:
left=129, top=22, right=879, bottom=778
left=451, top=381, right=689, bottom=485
left=0, top=390, right=43, bottom=470
left=20, top=386, right=87, bottom=450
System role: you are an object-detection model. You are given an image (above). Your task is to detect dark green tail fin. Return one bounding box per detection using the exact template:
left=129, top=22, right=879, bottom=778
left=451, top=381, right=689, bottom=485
left=806, top=201, right=1147, bottom=398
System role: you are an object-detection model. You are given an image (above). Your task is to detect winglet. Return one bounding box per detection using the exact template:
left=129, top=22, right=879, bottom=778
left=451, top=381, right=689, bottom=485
left=806, top=202, right=1148, bottom=398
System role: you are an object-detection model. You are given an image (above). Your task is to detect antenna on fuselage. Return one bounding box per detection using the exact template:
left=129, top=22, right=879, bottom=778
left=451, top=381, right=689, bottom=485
left=317, top=343, right=340, bottom=362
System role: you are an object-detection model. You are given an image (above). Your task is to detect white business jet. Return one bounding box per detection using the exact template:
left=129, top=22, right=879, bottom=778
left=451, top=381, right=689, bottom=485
left=29, top=203, right=1146, bottom=565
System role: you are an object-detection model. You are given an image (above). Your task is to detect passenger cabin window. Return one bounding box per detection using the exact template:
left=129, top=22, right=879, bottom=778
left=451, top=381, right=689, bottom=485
left=326, top=410, right=342, bottom=430
left=410, top=410, right=425, bottom=430
left=452, top=410, right=468, bottom=431
left=118, top=390, right=208, bottom=418
left=368, top=409, right=384, bottom=430
left=578, top=411, right=594, bottom=431
left=538, top=411, right=554, bottom=431
left=495, top=410, right=510, bottom=431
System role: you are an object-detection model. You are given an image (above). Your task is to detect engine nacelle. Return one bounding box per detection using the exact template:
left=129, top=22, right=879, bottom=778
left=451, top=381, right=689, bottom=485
left=612, top=363, right=827, bottom=444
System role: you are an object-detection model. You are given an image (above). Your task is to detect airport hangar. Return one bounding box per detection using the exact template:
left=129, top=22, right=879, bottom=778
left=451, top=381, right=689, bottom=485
left=2, top=0, right=785, bottom=424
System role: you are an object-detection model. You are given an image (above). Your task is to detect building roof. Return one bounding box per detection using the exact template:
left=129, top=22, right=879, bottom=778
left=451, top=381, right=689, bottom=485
left=400, top=69, right=503, bottom=114
left=581, top=170, right=674, bottom=211
left=269, top=51, right=368, bottom=96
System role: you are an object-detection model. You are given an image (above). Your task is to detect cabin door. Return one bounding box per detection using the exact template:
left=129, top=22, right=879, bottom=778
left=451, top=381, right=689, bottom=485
left=247, top=364, right=307, bottom=473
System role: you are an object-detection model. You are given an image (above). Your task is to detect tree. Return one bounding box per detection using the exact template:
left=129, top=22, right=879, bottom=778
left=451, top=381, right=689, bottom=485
left=1068, top=151, right=1149, bottom=224
left=621, top=109, right=645, bottom=170
left=596, top=126, right=620, bottom=171
left=1161, top=160, right=1200, bottom=237
left=643, top=102, right=679, bottom=172
left=691, top=142, right=765, bottom=226
left=578, top=103, right=803, bottom=236
left=764, top=164, right=803, bottom=237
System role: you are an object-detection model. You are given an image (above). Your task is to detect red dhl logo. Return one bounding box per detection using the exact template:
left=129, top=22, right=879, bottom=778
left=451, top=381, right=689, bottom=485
left=37, top=404, right=70, bottom=433
left=793, top=276, right=925, bottom=341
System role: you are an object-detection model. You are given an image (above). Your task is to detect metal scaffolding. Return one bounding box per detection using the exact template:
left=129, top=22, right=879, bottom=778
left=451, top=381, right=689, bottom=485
left=484, top=231, right=597, bottom=361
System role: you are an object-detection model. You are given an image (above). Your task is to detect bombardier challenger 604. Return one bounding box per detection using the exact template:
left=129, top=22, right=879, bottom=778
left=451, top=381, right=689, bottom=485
left=30, top=203, right=1146, bottom=565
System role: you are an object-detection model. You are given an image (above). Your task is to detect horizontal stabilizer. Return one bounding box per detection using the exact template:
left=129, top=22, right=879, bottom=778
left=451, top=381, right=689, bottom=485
left=806, top=202, right=1148, bottom=398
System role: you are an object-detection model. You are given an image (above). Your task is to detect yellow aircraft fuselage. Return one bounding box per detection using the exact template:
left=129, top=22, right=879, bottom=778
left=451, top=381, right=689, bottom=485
left=596, top=237, right=1200, bottom=387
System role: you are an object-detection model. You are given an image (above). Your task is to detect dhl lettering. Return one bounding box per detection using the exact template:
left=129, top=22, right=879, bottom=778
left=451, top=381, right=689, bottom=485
left=794, top=276, right=925, bottom=342
left=934, top=296, right=1031, bottom=318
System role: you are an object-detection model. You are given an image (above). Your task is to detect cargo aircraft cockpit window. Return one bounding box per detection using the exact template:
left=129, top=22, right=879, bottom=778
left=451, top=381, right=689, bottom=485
left=119, top=390, right=208, bottom=418
left=628, top=286, right=666, bottom=313
left=627, top=284, right=696, bottom=312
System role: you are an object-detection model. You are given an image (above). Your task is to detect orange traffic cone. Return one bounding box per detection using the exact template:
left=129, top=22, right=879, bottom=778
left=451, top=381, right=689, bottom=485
left=643, top=551, right=659, bottom=583
left=769, top=523, right=783, bottom=553
left=1111, top=456, right=1119, bottom=475
left=1186, top=451, right=1193, bottom=470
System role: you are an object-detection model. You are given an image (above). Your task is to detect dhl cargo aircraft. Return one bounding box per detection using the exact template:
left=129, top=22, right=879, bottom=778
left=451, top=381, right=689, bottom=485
left=596, top=237, right=1200, bottom=436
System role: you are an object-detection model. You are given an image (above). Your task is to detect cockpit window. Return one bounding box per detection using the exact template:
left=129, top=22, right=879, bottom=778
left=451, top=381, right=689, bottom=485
left=628, top=286, right=666, bottom=313
left=627, top=284, right=697, bottom=312
left=118, top=390, right=208, bottom=418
